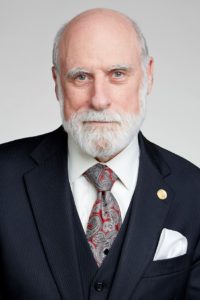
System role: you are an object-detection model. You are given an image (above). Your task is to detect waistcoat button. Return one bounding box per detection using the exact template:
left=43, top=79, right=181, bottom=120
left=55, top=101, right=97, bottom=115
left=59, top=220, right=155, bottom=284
left=95, top=282, right=104, bottom=292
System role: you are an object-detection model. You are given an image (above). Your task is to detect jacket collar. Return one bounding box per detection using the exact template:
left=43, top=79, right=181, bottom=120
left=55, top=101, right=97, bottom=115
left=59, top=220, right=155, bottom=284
left=30, top=126, right=67, bottom=165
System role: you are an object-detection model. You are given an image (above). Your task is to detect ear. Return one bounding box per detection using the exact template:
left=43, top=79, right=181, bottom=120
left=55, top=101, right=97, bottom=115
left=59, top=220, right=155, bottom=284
left=146, top=57, right=154, bottom=95
left=52, top=66, right=59, bottom=101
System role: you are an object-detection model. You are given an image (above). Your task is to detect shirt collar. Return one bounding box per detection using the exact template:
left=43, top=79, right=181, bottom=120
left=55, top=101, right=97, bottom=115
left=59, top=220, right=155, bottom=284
left=68, top=134, right=140, bottom=190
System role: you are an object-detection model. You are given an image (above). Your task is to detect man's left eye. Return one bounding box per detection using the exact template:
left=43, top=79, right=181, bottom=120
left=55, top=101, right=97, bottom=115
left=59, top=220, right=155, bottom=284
left=112, top=71, right=125, bottom=78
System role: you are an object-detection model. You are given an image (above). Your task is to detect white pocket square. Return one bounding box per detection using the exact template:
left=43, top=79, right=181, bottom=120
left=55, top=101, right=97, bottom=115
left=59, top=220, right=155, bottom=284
left=153, top=228, right=188, bottom=261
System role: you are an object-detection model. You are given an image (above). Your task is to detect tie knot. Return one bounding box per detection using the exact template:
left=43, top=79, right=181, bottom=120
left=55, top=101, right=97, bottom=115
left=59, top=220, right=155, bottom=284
left=84, top=163, right=118, bottom=192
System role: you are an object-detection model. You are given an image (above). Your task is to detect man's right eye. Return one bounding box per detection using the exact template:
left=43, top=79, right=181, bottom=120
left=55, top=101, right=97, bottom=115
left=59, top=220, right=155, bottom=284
left=75, top=73, right=88, bottom=81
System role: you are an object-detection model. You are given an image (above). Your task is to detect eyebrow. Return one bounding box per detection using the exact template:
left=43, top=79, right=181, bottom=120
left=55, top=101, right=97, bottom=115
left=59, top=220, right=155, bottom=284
left=107, top=64, right=134, bottom=72
left=65, top=67, right=89, bottom=79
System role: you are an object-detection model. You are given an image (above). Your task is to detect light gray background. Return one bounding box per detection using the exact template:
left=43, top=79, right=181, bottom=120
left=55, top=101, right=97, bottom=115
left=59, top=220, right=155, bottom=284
left=1, top=0, right=200, bottom=167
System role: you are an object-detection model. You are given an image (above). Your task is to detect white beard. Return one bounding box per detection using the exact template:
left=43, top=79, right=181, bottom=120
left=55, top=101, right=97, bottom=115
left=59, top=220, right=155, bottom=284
left=57, top=75, right=147, bottom=161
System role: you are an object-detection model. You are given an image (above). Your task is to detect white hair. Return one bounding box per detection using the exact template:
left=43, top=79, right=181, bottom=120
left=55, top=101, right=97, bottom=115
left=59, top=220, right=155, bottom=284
left=52, top=11, right=150, bottom=72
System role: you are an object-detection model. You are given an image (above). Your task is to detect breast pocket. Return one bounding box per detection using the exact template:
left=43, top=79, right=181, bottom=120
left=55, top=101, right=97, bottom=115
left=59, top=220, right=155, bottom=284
left=143, top=254, right=191, bottom=278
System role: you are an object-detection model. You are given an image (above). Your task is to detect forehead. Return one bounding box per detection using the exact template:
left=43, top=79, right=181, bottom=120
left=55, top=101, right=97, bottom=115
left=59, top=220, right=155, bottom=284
left=59, top=13, right=141, bottom=71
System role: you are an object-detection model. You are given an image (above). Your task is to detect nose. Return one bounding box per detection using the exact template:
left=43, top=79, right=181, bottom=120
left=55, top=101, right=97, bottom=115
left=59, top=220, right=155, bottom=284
left=90, top=77, right=111, bottom=111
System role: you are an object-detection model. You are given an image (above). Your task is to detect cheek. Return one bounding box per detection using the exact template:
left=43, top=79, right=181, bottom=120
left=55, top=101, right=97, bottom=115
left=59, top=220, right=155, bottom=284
left=129, top=86, right=141, bottom=113
left=62, top=85, right=90, bottom=120
left=112, top=84, right=141, bottom=114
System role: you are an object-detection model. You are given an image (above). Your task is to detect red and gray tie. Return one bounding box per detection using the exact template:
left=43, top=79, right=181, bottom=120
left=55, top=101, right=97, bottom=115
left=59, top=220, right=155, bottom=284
left=84, top=163, right=122, bottom=267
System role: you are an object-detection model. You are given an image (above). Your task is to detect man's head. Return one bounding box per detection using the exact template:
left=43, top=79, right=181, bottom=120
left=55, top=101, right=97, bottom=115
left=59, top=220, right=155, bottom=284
left=52, top=8, right=154, bottom=161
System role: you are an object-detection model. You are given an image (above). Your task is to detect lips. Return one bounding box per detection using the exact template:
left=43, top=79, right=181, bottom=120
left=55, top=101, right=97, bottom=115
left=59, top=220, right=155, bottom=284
left=83, top=121, right=114, bottom=124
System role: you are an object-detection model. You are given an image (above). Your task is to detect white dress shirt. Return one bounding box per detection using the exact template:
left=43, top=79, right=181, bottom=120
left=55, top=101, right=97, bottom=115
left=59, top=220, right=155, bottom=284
left=68, top=135, right=140, bottom=233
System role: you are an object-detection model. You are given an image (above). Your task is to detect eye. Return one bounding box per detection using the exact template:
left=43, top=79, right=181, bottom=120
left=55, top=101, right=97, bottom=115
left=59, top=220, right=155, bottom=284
left=75, top=73, right=88, bottom=81
left=112, top=70, right=125, bottom=79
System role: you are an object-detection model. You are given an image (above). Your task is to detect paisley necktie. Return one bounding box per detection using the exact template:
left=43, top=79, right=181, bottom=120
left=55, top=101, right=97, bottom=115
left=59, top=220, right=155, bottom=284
left=84, top=163, right=122, bottom=267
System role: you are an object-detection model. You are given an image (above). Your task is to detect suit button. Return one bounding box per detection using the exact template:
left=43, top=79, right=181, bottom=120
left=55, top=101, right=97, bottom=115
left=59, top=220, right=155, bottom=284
left=95, top=281, right=104, bottom=292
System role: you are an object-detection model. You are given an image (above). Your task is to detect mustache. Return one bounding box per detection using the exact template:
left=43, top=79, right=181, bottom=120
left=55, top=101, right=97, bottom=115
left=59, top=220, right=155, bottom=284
left=71, top=110, right=127, bottom=123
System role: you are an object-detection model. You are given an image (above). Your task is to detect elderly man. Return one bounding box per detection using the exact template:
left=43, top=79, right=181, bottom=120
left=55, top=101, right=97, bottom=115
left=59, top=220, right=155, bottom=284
left=0, top=8, right=200, bottom=300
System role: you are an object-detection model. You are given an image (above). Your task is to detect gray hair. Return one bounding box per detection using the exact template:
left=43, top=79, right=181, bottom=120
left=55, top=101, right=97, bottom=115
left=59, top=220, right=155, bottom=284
left=52, top=15, right=149, bottom=72
left=52, top=23, right=68, bottom=72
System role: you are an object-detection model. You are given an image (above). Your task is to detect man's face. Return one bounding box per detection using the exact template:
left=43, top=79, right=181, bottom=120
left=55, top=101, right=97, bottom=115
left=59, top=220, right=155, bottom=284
left=53, top=12, right=153, bottom=161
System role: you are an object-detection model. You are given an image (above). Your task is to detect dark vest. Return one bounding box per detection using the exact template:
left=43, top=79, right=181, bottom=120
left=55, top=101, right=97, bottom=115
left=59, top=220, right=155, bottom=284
left=72, top=195, right=134, bottom=300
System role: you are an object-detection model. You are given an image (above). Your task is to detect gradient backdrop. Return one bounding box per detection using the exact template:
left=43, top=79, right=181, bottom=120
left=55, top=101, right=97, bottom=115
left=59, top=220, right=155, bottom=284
left=1, top=0, right=200, bottom=166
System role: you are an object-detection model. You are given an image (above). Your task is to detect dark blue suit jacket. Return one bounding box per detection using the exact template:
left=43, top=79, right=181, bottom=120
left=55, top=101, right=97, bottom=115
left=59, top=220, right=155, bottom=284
left=0, top=126, right=200, bottom=299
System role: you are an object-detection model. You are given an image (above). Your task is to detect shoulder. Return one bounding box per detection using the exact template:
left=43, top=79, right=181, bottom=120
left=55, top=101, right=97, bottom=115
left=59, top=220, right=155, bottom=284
left=0, top=131, right=51, bottom=159
left=140, top=133, right=200, bottom=183
left=0, top=127, right=65, bottom=173
left=155, top=142, right=199, bottom=175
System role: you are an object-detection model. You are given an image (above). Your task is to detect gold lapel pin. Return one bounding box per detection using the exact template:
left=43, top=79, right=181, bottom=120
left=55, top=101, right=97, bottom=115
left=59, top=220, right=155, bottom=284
left=157, top=189, right=167, bottom=200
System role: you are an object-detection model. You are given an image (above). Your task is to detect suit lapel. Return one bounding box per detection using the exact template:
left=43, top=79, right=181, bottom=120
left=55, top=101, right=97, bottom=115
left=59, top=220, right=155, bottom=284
left=24, top=128, right=84, bottom=300
left=109, top=133, right=174, bottom=299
